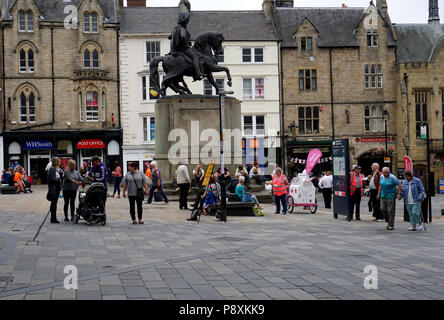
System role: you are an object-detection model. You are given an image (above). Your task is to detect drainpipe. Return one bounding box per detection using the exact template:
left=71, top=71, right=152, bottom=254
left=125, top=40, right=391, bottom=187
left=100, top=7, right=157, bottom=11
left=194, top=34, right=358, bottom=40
left=329, top=48, right=335, bottom=140
left=51, top=26, right=55, bottom=125
left=116, top=25, right=123, bottom=167
left=403, top=73, right=410, bottom=156
left=279, top=40, right=285, bottom=173
left=2, top=24, right=6, bottom=133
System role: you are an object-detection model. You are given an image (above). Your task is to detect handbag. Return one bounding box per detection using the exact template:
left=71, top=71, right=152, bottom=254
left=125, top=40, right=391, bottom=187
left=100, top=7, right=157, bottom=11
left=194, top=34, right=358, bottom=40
left=131, top=173, right=145, bottom=202
left=154, top=190, right=163, bottom=202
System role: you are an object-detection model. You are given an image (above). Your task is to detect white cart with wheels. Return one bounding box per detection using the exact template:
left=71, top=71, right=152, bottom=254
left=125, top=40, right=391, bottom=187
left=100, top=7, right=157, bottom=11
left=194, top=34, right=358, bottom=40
left=286, top=172, right=318, bottom=214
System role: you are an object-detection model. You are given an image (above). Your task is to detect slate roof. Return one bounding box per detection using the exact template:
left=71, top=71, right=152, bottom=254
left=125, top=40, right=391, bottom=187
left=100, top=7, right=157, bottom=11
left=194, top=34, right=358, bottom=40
left=120, top=7, right=278, bottom=42
left=275, top=7, right=366, bottom=48
left=394, top=24, right=444, bottom=62
left=5, top=0, right=118, bottom=23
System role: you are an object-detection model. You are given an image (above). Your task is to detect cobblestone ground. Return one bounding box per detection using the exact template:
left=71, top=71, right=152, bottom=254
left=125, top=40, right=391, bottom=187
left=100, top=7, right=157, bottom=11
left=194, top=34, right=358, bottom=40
left=0, top=186, right=443, bottom=300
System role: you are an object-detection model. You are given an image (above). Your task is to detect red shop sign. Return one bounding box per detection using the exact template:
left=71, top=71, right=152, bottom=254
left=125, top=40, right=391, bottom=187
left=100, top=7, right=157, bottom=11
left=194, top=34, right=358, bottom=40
left=358, top=137, right=396, bottom=143
left=77, top=139, right=106, bottom=149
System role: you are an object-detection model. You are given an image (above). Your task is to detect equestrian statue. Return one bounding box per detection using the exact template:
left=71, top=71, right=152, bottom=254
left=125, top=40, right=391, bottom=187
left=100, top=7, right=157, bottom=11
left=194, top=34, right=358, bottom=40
left=149, top=0, right=232, bottom=96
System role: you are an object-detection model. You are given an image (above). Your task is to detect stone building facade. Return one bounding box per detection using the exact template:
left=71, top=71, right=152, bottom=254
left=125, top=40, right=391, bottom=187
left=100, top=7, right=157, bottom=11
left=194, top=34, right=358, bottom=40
left=394, top=0, right=444, bottom=193
left=1, top=0, right=121, bottom=183
left=270, top=0, right=398, bottom=177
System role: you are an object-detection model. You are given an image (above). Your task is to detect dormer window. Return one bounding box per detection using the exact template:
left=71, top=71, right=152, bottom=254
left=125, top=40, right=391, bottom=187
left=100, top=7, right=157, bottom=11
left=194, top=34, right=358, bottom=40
left=18, top=10, right=34, bottom=32
left=366, top=29, right=378, bottom=47
left=84, top=12, right=98, bottom=33
left=301, top=37, right=313, bottom=52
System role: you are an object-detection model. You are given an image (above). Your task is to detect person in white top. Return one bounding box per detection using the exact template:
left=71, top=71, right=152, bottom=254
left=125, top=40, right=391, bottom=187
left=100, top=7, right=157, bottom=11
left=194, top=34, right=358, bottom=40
left=177, top=160, right=191, bottom=210
left=318, top=171, right=333, bottom=209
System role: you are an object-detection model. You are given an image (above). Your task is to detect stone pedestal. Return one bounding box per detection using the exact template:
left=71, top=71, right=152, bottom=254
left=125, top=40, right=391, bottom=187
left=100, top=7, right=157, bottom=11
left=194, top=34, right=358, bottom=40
left=154, top=95, right=243, bottom=182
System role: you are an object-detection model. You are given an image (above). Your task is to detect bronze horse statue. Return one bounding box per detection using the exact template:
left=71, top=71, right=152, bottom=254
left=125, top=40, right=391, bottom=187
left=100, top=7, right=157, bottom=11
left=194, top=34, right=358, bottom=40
left=149, top=32, right=232, bottom=96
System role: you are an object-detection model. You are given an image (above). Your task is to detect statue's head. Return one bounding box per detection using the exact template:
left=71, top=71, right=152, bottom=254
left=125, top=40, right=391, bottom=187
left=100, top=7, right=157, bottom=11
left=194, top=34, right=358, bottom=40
left=178, top=11, right=190, bottom=26
left=213, top=32, right=225, bottom=54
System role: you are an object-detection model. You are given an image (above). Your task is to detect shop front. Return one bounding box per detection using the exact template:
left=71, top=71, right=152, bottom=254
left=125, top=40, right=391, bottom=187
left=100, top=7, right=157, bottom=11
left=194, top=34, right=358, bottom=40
left=122, top=145, right=155, bottom=175
left=3, top=129, right=122, bottom=183
left=354, top=136, right=397, bottom=176
left=286, top=139, right=332, bottom=178
left=24, top=140, right=54, bottom=185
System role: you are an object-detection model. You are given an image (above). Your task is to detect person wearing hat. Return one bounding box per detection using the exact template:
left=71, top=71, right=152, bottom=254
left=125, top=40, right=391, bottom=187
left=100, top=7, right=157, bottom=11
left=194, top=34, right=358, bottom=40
left=350, top=165, right=364, bottom=220
left=88, top=156, right=109, bottom=205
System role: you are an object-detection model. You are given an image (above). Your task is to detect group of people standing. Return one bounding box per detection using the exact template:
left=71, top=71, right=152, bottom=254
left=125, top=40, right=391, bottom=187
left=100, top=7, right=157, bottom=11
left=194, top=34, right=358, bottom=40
left=350, top=163, right=425, bottom=231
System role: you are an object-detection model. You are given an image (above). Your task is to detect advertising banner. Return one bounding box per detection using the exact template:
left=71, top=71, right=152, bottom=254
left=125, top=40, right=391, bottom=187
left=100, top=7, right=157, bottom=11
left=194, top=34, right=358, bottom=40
left=305, top=149, right=322, bottom=175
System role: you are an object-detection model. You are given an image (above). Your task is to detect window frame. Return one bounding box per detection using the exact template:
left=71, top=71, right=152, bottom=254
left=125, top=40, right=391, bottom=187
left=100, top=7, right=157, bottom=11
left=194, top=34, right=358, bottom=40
left=298, top=106, right=320, bottom=135
left=85, top=91, right=99, bottom=122
left=242, top=115, right=266, bottom=137
left=141, top=75, right=161, bottom=101
left=242, top=47, right=264, bottom=63
left=366, top=28, right=379, bottom=47
left=18, top=89, right=37, bottom=124
left=299, top=69, right=317, bottom=91
left=18, top=46, right=35, bottom=74
left=415, top=91, right=429, bottom=139
left=83, top=12, right=98, bottom=33
left=101, top=92, right=106, bottom=122
left=364, top=64, right=383, bottom=89
left=145, top=41, right=161, bottom=64
left=242, top=78, right=265, bottom=100
left=301, top=36, right=313, bottom=52
left=217, top=48, right=224, bottom=63
left=203, top=79, right=224, bottom=95
left=142, top=115, right=156, bottom=143
left=364, top=105, right=385, bottom=133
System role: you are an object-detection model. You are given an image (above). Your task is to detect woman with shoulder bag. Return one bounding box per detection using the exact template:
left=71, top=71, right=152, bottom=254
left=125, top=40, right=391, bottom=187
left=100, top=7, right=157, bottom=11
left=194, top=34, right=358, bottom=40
left=122, top=163, right=149, bottom=225
left=47, top=157, right=63, bottom=224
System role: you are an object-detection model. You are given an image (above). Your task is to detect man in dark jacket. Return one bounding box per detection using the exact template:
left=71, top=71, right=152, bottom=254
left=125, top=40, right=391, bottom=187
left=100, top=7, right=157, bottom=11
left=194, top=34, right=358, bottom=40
left=88, top=157, right=108, bottom=205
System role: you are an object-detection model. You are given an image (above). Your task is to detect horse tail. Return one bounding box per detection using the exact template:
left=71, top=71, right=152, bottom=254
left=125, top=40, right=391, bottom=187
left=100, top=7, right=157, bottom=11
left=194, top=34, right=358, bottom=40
left=149, top=56, right=164, bottom=96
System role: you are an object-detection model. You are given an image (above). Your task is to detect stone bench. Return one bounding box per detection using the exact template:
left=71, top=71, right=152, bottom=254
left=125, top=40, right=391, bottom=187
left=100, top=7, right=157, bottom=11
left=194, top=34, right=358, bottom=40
left=0, top=186, right=16, bottom=195
left=208, top=201, right=256, bottom=217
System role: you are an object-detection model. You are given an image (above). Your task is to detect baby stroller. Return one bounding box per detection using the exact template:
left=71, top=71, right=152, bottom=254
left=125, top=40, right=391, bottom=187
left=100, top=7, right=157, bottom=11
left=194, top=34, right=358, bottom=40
left=74, top=182, right=106, bottom=226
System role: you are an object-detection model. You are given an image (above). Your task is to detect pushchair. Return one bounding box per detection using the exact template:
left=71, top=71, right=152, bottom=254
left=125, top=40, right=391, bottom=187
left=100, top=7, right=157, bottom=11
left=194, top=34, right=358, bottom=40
left=73, top=182, right=106, bottom=226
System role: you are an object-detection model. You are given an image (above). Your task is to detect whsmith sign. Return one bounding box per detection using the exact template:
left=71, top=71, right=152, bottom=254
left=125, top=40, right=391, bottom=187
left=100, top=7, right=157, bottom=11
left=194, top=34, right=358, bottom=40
left=23, top=140, right=54, bottom=150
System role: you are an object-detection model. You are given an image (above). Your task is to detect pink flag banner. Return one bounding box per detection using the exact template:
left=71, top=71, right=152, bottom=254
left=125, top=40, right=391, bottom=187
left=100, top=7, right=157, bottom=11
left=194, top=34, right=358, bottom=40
left=404, top=156, right=414, bottom=173
left=305, top=149, right=323, bottom=175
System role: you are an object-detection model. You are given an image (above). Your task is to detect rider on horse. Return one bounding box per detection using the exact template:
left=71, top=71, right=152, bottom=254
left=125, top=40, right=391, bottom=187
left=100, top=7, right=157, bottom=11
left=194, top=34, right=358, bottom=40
left=168, top=0, right=204, bottom=81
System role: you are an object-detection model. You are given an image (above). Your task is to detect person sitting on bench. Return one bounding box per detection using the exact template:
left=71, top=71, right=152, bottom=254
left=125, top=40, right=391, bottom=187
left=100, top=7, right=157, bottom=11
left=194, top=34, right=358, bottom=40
left=236, top=176, right=263, bottom=210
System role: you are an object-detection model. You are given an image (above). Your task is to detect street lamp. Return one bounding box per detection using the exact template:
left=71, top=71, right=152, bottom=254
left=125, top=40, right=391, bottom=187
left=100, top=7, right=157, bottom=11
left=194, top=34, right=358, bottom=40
left=383, top=109, right=389, bottom=155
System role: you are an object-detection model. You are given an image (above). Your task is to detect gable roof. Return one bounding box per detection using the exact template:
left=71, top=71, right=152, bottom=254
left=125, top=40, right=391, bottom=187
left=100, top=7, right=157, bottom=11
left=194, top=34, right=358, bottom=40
left=120, top=7, right=278, bottom=42
left=275, top=7, right=365, bottom=48
left=394, top=24, right=444, bottom=62
left=5, top=0, right=118, bottom=23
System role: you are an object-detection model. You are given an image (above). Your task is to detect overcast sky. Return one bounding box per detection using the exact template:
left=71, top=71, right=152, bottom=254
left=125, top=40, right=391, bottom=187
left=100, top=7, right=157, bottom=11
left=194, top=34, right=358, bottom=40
left=145, top=0, right=443, bottom=24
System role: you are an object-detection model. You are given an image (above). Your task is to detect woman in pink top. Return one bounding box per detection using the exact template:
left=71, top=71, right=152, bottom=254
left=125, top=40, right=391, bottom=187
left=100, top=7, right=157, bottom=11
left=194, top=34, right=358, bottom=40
left=112, top=161, right=123, bottom=198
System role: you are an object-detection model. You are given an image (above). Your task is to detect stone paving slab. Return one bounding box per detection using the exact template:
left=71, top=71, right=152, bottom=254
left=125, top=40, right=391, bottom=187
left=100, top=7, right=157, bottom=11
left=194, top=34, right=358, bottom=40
left=0, top=188, right=444, bottom=300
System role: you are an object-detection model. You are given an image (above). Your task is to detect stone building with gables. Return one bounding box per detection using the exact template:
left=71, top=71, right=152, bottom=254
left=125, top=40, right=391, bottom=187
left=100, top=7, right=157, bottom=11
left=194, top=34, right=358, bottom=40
left=0, top=0, right=121, bottom=184
left=266, top=0, right=398, bottom=178
left=394, top=0, right=444, bottom=192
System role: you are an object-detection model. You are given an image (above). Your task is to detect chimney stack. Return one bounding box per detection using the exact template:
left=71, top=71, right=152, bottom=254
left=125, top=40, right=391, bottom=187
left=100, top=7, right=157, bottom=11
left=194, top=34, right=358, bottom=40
left=275, top=0, right=294, bottom=7
left=376, top=0, right=388, bottom=17
left=119, top=0, right=147, bottom=7
left=262, top=0, right=273, bottom=19
left=429, top=0, right=441, bottom=35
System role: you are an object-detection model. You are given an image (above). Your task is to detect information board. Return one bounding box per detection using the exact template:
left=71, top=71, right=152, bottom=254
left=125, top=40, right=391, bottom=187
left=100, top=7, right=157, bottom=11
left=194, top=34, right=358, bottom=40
left=332, top=139, right=351, bottom=221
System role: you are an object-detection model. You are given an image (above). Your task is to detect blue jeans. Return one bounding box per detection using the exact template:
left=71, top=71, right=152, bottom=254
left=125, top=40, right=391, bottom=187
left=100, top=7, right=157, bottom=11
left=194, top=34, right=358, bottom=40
left=406, top=202, right=422, bottom=226
left=113, top=176, right=122, bottom=196
left=275, top=194, right=287, bottom=214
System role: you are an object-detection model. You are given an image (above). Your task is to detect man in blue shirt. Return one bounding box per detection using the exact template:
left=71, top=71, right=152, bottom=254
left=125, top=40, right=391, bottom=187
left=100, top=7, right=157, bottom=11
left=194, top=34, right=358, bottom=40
left=377, top=167, right=400, bottom=231
left=88, top=157, right=109, bottom=204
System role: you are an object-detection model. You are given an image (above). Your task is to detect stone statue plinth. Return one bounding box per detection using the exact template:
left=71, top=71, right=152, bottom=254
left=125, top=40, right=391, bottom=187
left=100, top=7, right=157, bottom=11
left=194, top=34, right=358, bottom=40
left=154, top=95, right=243, bottom=182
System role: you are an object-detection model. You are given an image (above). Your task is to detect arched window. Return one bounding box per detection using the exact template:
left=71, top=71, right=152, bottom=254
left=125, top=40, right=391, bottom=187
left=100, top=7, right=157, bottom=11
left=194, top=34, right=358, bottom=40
left=84, top=12, right=98, bottom=33
left=84, top=49, right=91, bottom=69
left=18, top=44, right=35, bottom=73
left=101, top=92, right=106, bottom=122
left=18, top=88, right=37, bottom=124
left=27, top=11, right=34, bottom=32
left=18, top=10, right=26, bottom=32
left=82, top=43, right=100, bottom=70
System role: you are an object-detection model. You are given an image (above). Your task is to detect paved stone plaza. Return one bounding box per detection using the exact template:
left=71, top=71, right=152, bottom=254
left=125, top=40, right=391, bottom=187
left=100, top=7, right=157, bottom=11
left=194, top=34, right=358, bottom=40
left=0, top=186, right=443, bottom=300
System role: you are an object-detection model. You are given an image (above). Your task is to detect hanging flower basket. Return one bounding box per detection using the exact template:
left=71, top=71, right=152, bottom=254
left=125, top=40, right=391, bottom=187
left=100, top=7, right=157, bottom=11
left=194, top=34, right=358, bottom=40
left=432, top=158, right=441, bottom=167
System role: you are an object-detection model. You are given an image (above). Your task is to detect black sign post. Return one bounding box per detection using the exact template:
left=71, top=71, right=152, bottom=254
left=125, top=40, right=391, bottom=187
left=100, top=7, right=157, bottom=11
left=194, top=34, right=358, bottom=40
left=332, top=139, right=351, bottom=221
